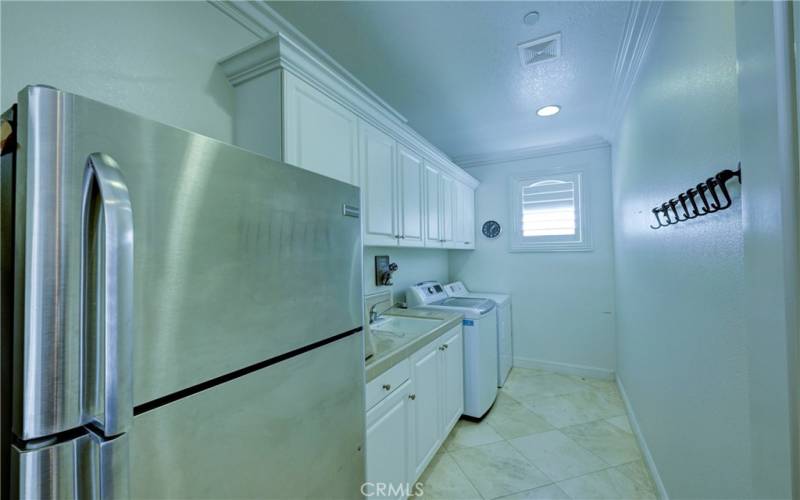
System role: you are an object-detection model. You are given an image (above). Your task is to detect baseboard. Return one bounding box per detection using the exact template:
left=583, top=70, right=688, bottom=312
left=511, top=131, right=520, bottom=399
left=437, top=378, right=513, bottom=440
left=513, top=356, right=615, bottom=380
left=616, top=377, right=669, bottom=500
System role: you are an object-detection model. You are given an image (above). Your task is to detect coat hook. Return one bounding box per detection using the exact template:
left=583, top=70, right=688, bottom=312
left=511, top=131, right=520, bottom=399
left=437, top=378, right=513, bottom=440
left=648, top=164, right=742, bottom=230
left=650, top=207, right=669, bottom=229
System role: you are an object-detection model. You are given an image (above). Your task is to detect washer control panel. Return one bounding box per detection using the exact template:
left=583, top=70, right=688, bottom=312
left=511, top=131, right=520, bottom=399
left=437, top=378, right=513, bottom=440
left=407, top=281, right=448, bottom=306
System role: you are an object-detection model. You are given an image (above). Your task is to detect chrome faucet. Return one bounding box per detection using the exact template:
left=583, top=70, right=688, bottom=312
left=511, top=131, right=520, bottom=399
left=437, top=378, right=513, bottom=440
left=368, top=302, right=392, bottom=324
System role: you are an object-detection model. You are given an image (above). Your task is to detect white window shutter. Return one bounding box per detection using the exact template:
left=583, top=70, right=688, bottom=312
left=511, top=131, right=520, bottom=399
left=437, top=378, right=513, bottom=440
left=521, top=180, right=576, bottom=237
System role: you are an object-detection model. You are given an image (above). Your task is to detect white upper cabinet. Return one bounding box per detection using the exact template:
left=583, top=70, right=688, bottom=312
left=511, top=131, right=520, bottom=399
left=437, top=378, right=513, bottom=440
left=361, top=122, right=398, bottom=246
left=463, top=185, right=475, bottom=249
left=451, top=182, right=476, bottom=249
left=424, top=163, right=442, bottom=247
left=283, top=72, right=359, bottom=186
left=220, top=33, right=478, bottom=247
left=440, top=174, right=455, bottom=246
left=397, top=146, right=424, bottom=247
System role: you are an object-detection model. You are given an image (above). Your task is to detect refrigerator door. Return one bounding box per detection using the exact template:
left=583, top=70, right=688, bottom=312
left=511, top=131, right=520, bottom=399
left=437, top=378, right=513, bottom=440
left=128, top=332, right=365, bottom=499
left=11, top=86, right=362, bottom=439
left=10, top=430, right=129, bottom=499
left=10, top=333, right=364, bottom=499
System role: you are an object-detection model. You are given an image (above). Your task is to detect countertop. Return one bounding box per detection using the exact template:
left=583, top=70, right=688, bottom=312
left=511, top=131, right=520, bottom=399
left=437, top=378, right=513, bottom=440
left=365, top=307, right=463, bottom=382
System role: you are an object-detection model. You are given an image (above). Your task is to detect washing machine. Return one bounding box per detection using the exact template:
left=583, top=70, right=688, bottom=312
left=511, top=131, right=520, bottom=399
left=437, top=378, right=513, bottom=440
left=445, top=281, right=512, bottom=387
left=407, top=281, right=498, bottom=418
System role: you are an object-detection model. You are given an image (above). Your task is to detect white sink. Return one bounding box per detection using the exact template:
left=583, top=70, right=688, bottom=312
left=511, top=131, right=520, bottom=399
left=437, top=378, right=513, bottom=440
left=370, top=316, right=442, bottom=336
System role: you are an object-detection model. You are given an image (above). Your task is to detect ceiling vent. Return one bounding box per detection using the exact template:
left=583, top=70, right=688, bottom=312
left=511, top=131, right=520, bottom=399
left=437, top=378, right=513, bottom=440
left=517, top=32, right=562, bottom=67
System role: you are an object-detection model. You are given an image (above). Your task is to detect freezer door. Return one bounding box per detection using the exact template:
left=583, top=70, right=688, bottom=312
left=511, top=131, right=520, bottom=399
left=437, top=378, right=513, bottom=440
left=11, top=86, right=362, bottom=439
left=129, top=332, right=365, bottom=499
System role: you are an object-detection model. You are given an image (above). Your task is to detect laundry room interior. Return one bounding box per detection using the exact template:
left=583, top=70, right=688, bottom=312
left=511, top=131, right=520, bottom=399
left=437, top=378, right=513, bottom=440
left=1, top=1, right=799, bottom=500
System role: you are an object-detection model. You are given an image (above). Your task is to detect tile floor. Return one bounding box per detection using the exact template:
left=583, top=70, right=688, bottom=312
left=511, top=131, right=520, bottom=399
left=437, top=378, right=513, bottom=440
left=418, top=367, right=658, bottom=499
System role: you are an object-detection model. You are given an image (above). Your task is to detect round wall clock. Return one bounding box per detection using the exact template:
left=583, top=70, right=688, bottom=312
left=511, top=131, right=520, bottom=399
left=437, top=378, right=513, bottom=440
left=482, top=220, right=502, bottom=239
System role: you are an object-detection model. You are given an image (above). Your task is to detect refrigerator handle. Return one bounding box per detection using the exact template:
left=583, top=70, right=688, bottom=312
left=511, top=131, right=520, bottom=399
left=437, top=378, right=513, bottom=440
left=82, top=153, right=134, bottom=436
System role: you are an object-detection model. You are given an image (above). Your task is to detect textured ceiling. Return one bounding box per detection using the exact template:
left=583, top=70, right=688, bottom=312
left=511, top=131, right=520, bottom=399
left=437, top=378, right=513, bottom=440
left=268, top=1, right=630, bottom=159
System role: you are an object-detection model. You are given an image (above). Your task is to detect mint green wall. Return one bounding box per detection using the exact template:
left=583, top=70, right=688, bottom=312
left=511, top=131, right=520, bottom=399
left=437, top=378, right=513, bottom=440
left=613, top=2, right=750, bottom=497
left=1, top=1, right=256, bottom=142
left=449, top=146, right=616, bottom=377
left=735, top=1, right=796, bottom=497
left=363, top=247, right=449, bottom=301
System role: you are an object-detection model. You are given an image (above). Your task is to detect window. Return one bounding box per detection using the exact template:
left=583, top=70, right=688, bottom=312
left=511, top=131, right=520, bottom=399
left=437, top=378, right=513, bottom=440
left=509, top=170, right=591, bottom=251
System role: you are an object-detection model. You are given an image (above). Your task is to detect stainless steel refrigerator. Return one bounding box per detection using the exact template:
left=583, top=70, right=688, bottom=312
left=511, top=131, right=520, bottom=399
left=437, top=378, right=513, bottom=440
left=0, top=86, right=365, bottom=499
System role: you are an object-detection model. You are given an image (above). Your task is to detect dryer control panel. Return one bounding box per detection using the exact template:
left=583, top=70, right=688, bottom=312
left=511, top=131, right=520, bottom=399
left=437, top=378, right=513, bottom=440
left=444, top=281, right=468, bottom=297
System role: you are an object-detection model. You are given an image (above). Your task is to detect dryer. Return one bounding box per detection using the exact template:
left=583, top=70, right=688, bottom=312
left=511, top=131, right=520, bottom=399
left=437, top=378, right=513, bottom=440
left=407, top=282, right=498, bottom=418
left=445, top=281, right=512, bottom=387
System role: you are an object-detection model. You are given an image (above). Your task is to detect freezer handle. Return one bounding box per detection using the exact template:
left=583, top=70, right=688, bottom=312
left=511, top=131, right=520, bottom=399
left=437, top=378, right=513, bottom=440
left=82, top=153, right=134, bottom=436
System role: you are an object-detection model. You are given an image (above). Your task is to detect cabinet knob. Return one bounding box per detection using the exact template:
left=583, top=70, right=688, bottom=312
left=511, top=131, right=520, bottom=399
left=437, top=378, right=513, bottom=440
left=464, top=242, right=470, bottom=245
left=400, top=235, right=405, bottom=239
left=382, top=383, right=391, bottom=391
left=439, top=345, right=446, bottom=351
left=409, top=394, right=416, bottom=400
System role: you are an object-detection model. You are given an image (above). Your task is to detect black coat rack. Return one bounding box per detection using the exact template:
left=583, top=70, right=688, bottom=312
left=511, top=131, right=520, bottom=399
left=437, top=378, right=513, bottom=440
left=649, top=163, right=742, bottom=229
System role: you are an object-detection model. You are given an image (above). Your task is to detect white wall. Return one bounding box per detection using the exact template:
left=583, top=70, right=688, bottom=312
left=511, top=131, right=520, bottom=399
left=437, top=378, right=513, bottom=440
left=736, top=2, right=797, bottom=497
left=0, top=1, right=257, bottom=143
left=612, top=2, right=752, bottom=498
left=449, top=145, right=616, bottom=377
left=363, top=247, right=449, bottom=301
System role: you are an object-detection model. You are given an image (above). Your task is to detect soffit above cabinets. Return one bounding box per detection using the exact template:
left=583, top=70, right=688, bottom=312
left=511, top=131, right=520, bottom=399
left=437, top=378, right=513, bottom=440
left=265, top=1, right=643, bottom=160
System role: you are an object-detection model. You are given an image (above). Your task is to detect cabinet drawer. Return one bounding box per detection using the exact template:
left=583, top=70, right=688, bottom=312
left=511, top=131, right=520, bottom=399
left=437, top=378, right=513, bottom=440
left=366, top=359, right=411, bottom=410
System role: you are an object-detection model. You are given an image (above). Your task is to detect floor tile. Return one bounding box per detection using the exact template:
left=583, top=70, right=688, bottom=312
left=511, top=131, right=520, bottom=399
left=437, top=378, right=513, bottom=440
left=508, top=430, right=607, bottom=482
left=561, top=420, right=642, bottom=466
left=614, top=460, right=658, bottom=498
left=417, top=451, right=482, bottom=499
left=557, top=466, right=657, bottom=500
left=503, top=372, right=587, bottom=400
left=421, top=369, right=654, bottom=499
left=450, top=441, right=550, bottom=499
left=524, top=390, right=625, bottom=428
left=496, top=483, right=571, bottom=499
left=486, top=393, right=554, bottom=440
left=605, top=415, right=633, bottom=434
left=445, top=418, right=504, bottom=450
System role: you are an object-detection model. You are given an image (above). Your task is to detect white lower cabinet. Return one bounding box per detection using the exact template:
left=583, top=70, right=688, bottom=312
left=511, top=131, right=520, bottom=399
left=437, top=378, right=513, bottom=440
left=411, top=342, right=443, bottom=479
left=366, top=380, right=415, bottom=500
left=441, top=329, right=465, bottom=431
left=365, top=326, right=464, bottom=495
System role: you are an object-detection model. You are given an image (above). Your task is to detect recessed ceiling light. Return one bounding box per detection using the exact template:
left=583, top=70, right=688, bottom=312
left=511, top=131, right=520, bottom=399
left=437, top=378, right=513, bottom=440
left=523, top=11, right=540, bottom=26
left=536, top=105, right=561, bottom=117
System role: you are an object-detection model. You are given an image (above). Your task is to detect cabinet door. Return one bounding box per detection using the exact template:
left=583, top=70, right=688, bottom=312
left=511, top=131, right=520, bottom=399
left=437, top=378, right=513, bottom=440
left=424, top=163, right=442, bottom=247
left=366, top=380, right=414, bottom=499
left=441, top=328, right=465, bottom=432
left=451, top=182, right=465, bottom=247
left=452, top=182, right=475, bottom=249
left=463, top=185, right=475, bottom=249
left=397, top=146, right=424, bottom=247
left=360, top=121, right=398, bottom=246
left=283, top=72, right=359, bottom=186
left=410, top=341, right=442, bottom=480
left=440, top=175, right=454, bottom=246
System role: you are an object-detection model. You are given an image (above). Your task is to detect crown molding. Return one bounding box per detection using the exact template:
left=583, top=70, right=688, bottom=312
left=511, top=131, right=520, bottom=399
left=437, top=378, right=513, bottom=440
left=454, top=136, right=610, bottom=169
left=214, top=1, right=479, bottom=188
left=606, top=1, right=663, bottom=139
left=211, top=0, right=408, bottom=125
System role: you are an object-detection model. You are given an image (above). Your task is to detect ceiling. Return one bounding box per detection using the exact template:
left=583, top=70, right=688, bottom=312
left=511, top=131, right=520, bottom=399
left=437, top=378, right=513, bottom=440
left=267, top=1, right=631, bottom=161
